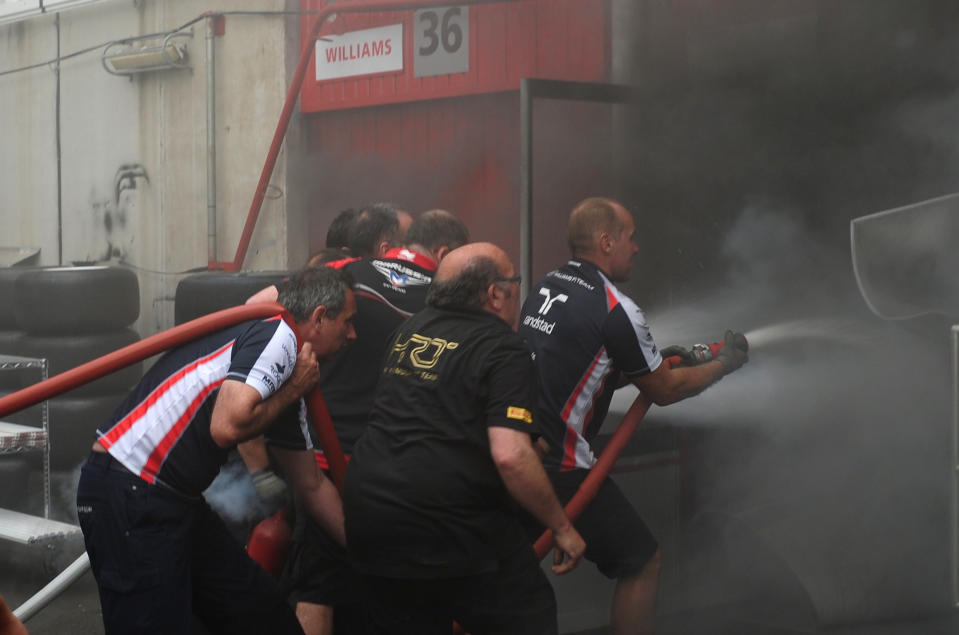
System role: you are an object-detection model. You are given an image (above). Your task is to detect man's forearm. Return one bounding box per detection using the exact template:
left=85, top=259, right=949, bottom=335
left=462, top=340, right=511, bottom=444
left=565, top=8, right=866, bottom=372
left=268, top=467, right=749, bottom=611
left=497, top=443, right=571, bottom=535
left=273, top=446, right=347, bottom=546
left=234, top=382, right=305, bottom=443
left=301, top=474, right=346, bottom=546
left=212, top=379, right=306, bottom=447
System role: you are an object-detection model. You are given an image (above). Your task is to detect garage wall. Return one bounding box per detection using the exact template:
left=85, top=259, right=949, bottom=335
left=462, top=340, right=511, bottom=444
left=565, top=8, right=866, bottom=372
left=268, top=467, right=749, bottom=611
left=0, top=0, right=296, bottom=336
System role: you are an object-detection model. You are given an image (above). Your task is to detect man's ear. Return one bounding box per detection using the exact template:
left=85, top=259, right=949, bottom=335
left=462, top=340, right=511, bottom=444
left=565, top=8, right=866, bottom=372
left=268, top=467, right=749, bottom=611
left=311, top=304, right=328, bottom=326
left=486, top=283, right=504, bottom=310
left=376, top=240, right=391, bottom=257
left=599, top=231, right=613, bottom=253
left=435, top=245, right=451, bottom=262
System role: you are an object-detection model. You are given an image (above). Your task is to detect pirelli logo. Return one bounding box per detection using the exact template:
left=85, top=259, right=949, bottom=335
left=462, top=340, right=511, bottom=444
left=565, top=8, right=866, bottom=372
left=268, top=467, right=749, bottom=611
left=507, top=406, right=533, bottom=424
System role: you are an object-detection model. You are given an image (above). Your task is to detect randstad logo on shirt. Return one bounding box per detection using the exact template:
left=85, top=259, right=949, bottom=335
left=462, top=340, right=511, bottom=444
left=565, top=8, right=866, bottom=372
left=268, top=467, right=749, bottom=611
left=522, top=314, right=556, bottom=334
left=507, top=406, right=533, bottom=424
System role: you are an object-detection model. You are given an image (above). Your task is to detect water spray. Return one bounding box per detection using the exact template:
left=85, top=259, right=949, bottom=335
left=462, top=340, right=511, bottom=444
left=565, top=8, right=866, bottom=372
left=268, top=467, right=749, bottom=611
left=743, top=317, right=865, bottom=350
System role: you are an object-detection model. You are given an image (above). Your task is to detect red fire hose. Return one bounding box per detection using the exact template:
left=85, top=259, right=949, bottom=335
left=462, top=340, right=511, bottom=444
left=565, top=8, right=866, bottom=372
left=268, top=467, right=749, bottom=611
left=533, top=393, right=652, bottom=560
left=305, top=387, right=347, bottom=490
left=457, top=391, right=654, bottom=634
left=532, top=341, right=743, bottom=560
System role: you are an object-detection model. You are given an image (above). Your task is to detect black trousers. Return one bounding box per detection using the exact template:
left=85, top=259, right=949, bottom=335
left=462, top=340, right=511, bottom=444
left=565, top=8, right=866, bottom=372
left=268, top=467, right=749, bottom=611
left=77, top=452, right=303, bottom=635
left=361, top=542, right=557, bottom=635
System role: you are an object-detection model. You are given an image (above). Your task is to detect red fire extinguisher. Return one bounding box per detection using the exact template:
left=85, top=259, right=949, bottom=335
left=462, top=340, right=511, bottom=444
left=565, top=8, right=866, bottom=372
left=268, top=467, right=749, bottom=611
left=246, top=508, right=292, bottom=579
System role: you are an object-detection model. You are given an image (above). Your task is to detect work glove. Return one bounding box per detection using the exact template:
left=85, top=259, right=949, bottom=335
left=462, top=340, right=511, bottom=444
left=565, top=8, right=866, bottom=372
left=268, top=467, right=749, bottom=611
left=716, top=330, right=749, bottom=375
left=660, top=345, right=693, bottom=366
left=251, top=468, right=290, bottom=517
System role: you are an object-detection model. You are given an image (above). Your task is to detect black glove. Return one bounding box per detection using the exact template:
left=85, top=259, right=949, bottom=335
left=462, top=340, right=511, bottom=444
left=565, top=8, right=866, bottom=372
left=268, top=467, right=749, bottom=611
left=251, top=468, right=289, bottom=516
left=716, top=330, right=748, bottom=374
left=660, top=345, right=693, bottom=365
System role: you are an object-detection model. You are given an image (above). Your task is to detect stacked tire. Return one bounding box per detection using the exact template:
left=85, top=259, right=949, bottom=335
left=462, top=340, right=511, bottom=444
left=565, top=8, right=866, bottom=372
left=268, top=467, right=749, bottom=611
left=0, top=267, right=40, bottom=514
left=174, top=271, right=290, bottom=325
left=1, top=266, right=142, bottom=521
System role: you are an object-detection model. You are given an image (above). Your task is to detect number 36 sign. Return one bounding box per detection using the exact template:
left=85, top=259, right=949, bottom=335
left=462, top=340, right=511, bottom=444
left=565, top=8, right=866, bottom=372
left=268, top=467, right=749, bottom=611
left=413, top=6, right=469, bottom=78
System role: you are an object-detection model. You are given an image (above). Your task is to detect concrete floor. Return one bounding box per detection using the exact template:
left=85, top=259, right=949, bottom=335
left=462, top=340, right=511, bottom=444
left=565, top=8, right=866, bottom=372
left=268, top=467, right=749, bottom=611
left=4, top=531, right=959, bottom=635
left=6, top=568, right=959, bottom=635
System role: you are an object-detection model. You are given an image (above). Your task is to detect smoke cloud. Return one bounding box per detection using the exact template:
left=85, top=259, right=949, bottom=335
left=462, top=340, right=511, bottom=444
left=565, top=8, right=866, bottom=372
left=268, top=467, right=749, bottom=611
left=624, top=204, right=955, bottom=625
left=203, top=453, right=263, bottom=530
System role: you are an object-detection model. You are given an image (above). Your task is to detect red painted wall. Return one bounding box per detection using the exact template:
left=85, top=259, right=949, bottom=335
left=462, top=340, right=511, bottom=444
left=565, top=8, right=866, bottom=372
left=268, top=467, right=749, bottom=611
left=300, top=0, right=609, bottom=112
left=298, top=0, right=612, bottom=277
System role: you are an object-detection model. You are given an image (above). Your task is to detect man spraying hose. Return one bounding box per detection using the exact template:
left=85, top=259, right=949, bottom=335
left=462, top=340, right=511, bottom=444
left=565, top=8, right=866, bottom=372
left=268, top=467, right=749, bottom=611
left=519, top=197, right=749, bottom=634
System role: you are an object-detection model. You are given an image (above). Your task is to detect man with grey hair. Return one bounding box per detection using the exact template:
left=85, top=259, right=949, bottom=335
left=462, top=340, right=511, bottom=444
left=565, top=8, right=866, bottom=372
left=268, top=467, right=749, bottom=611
left=343, top=242, right=585, bottom=634
left=76, top=266, right=357, bottom=635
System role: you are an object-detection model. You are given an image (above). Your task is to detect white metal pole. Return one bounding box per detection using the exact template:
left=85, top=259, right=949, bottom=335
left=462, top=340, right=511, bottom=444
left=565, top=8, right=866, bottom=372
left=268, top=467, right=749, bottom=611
left=13, top=552, right=90, bottom=623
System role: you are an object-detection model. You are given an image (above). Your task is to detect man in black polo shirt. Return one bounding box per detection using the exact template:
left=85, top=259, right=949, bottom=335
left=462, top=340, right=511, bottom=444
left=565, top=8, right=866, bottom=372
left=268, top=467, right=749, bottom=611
left=286, top=209, right=469, bottom=634
left=343, top=242, right=586, bottom=635
left=317, top=209, right=469, bottom=458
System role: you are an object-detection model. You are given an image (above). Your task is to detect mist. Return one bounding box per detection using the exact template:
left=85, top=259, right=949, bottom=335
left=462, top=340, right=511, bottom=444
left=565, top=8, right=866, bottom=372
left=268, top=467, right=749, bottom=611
left=617, top=205, right=955, bottom=625
left=203, top=454, right=263, bottom=534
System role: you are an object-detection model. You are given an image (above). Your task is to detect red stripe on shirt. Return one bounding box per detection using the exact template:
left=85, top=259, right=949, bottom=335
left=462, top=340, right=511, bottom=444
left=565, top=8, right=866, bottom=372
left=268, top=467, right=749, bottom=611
left=141, top=379, right=224, bottom=483
left=382, top=248, right=438, bottom=272
left=101, top=341, right=234, bottom=449
left=559, top=349, right=604, bottom=468
left=326, top=256, right=361, bottom=270
left=605, top=284, right=619, bottom=311
left=561, top=349, right=603, bottom=423
left=560, top=424, right=580, bottom=471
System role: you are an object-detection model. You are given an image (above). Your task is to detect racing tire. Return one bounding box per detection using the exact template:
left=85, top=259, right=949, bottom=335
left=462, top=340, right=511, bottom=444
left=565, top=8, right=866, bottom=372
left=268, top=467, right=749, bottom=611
left=13, top=266, right=139, bottom=334
left=0, top=330, right=33, bottom=389
left=47, top=393, right=127, bottom=471
left=0, top=454, right=33, bottom=511
left=174, top=271, right=290, bottom=325
left=0, top=268, right=26, bottom=329
left=5, top=329, right=142, bottom=395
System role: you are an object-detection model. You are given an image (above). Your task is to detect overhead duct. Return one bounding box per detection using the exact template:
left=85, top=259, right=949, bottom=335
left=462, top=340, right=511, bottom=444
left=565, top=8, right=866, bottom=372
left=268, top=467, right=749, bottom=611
left=851, top=193, right=959, bottom=320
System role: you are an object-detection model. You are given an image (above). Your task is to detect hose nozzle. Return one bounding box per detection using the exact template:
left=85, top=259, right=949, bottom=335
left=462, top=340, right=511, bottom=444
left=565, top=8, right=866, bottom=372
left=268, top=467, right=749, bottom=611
left=689, top=333, right=749, bottom=364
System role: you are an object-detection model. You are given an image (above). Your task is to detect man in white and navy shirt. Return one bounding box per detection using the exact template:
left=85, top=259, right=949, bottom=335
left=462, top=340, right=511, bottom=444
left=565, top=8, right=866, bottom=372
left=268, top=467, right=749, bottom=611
left=519, top=197, right=748, bottom=635
left=76, top=266, right=357, bottom=635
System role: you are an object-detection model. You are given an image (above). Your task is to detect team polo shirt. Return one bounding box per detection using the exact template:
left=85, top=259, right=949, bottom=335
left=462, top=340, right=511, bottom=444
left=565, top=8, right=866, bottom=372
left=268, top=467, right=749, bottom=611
left=317, top=248, right=435, bottom=459
left=518, top=259, right=662, bottom=471
left=96, top=316, right=312, bottom=497
left=344, top=306, right=539, bottom=579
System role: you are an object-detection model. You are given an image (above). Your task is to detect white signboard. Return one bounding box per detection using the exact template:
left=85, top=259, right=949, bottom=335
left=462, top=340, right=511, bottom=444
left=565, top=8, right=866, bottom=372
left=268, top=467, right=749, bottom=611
left=414, top=6, right=469, bottom=78
left=315, top=23, right=404, bottom=81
